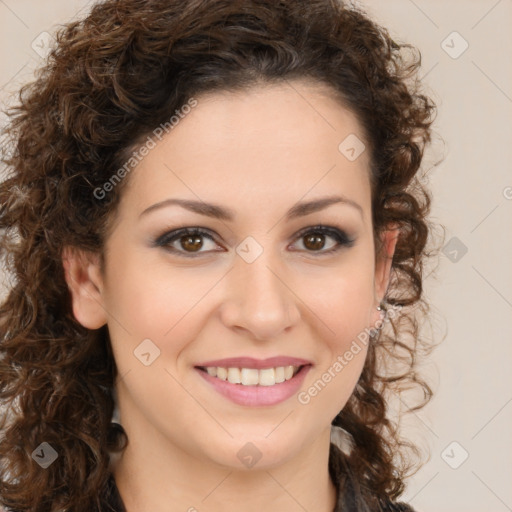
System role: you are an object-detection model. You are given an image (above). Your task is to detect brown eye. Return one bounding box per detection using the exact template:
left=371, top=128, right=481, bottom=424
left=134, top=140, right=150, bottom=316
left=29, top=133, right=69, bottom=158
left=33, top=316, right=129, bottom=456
left=179, top=234, right=204, bottom=252
left=154, top=225, right=355, bottom=258
left=303, top=232, right=328, bottom=251
left=154, top=228, right=220, bottom=257
left=292, top=225, right=355, bottom=255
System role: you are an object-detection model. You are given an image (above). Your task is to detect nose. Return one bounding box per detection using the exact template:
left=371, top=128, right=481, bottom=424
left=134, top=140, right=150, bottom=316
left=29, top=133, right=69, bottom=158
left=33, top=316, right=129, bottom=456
left=219, top=250, right=300, bottom=341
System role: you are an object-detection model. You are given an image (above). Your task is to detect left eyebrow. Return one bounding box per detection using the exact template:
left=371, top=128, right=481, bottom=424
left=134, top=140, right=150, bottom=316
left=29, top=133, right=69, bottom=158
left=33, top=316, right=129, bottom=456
left=139, top=194, right=364, bottom=221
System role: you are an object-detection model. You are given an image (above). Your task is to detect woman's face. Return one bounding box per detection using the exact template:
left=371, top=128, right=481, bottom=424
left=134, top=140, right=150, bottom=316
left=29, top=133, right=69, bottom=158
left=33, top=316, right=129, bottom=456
left=66, top=80, right=396, bottom=470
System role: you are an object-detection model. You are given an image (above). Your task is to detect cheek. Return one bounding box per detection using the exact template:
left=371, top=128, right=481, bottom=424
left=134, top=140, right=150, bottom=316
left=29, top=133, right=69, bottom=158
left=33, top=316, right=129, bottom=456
left=297, top=295, right=370, bottom=423
left=303, top=260, right=375, bottom=343
left=293, top=259, right=374, bottom=414
left=103, top=253, right=219, bottom=359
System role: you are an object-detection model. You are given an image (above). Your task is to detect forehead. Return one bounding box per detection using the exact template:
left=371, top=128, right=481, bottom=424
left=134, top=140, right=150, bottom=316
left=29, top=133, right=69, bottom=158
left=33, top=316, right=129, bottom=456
left=120, top=81, right=372, bottom=221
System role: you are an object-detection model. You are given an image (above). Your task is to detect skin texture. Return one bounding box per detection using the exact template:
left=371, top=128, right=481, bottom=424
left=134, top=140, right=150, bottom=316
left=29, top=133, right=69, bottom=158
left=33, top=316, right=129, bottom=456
left=63, top=81, right=398, bottom=512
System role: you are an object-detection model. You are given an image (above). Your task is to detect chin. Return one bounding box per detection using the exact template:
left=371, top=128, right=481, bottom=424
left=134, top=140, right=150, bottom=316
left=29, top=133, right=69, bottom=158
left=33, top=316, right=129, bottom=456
left=196, top=431, right=305, bottom=471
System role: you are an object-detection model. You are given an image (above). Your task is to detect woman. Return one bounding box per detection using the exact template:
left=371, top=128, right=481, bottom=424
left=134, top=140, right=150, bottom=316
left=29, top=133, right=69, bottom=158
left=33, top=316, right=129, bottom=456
left=0, top=0, right=439, bottom=510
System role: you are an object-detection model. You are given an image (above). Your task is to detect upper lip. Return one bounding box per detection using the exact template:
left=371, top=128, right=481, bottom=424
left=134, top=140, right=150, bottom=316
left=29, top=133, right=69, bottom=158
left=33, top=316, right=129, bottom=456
left=195, top=356, right=313, bottom=369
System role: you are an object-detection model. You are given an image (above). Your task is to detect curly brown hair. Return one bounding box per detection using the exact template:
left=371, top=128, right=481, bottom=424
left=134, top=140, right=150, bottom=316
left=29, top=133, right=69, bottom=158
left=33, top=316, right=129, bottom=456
left=0, top=0, right=441, bottom=510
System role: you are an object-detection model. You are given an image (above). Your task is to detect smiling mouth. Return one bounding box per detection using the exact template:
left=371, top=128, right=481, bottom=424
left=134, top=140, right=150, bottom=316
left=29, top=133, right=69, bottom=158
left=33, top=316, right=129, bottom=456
left=195, top=364, right=307, bottom=386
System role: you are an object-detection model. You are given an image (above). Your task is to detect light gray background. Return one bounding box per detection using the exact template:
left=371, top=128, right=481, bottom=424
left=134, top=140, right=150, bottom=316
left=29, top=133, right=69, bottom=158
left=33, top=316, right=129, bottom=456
left=1, top=1, right=511, bottom=511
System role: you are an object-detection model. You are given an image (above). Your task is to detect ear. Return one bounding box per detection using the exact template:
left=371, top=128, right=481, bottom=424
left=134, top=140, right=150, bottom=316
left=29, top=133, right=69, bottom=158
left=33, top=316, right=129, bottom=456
left=372, top=224, right=399, bottom=310
left=61, top=246, right=107, bottom=329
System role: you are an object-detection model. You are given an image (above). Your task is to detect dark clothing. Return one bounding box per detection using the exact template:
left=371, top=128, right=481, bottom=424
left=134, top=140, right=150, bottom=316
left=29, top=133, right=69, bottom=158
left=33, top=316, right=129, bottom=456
left=103, top=442, right=416, bottom=512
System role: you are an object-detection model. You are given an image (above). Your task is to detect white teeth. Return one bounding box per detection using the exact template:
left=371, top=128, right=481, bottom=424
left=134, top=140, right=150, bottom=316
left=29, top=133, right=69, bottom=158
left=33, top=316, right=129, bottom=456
left=258, top=368, right=275, bottom=386
left=284, top=365, right=294, bottom=380
left=227, top=368, right=241, bottom=384
left=203, top=365, right=302, bottom=386
left=241, top=368, right=259, bottom=386
left=216, top=367, right=227, bottom=381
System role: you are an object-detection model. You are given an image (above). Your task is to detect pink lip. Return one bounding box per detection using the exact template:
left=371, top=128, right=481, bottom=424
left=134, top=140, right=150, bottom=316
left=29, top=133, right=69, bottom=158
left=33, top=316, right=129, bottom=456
left=195, top=364, right=312, bottom=407
left=194, top=356, right=312, bottom=369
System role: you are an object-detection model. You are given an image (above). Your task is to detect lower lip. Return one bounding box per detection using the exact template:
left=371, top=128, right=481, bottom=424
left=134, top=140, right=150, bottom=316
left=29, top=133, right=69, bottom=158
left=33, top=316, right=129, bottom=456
left=195, top=365, right=312, bottom=407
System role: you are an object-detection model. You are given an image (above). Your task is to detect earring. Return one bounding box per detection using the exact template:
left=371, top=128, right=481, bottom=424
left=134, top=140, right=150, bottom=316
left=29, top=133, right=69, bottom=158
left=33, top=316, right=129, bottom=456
left=375, top=302, right=386, bottom=330
left=377, top=298, right=387, bottom=311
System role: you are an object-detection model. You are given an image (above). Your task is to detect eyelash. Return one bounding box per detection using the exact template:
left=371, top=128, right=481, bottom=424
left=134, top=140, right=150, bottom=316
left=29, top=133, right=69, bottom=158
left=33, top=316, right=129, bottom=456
left=154, top=224, right=356, bottom=258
